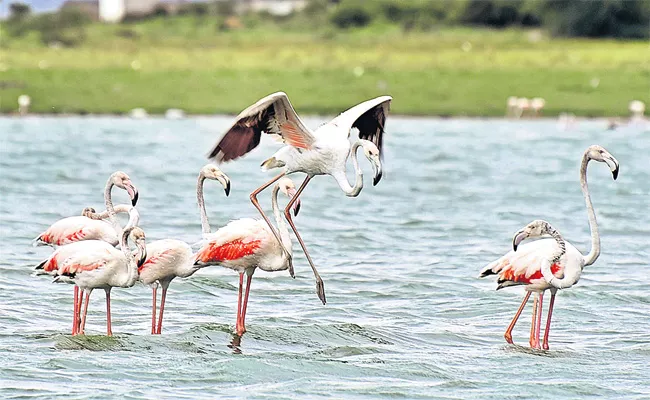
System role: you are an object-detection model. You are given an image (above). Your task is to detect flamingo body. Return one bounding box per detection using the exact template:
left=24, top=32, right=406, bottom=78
left=36, top=217, right=118, bottom=247
left=481, top=239, right=584, bottom=292
left=138, top=239, right=194, bottom=285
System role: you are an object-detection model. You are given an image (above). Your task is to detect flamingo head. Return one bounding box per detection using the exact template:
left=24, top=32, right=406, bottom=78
left=81, top=207, right=96, bottom=217
left=360, top=140, right=382, bottom=186
left=111, top=171, right=139, bottom=206
left=201, top=164, right=231, bottom=196
left=279, top=177, right=301, bottom=216
left=128, top=227, right=147, bottom=268
left=512, top=219, right=554, bottom=251
left=586, top=145, right=619, bottom=180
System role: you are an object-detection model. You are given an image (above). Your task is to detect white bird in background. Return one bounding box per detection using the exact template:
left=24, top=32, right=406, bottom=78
left=206, top=92, right=390, bottom=304
left=194, top=177, right=300, bottom=337
left=480, top=145, right=619, bottom=350
left=138, top=164, right=231, bottom=335
left=36, top=211, right=146, bottom=336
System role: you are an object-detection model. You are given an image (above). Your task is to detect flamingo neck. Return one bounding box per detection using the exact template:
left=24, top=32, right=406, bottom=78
left=197, top=173, right=211, bottom=236
left=547, top=224, right=567, bottom=264
left=271, top=185, right=292, bottom=254
left=580, top=154, right=600, bottom=266
left=104, top=179, right=121, bottom=233
left=332, top=140, right=363, bottom=197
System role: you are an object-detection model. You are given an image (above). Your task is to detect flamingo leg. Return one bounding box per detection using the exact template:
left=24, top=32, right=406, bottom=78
left=72, top=286, right=79, bottom=335
left=504, top=291, right=531, bottom=344
left=80, top=289, right=92, bottom=335
left=542, top=292, right=556, bottom=350
left=105, top=288, right=112, bottom=336
left=238, top=272, right=254, bottom=336
left=529, top=293, right=538, bottom=348
left=533, top=291, right=544, bottom=349
left=75, top=288, right=84, bottom=335
left=250, top=173, right=293, bottom=277
left=151, top=283, right=158, bottom=335
left=283, top=176, right=326, bottom=305
left=235, top=273, right=244, bottom=334
left=156, top=283, right=168, bottom=335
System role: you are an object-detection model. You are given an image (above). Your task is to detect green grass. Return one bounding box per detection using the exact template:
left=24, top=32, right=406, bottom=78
left=1, top=17, right=648, bottom=116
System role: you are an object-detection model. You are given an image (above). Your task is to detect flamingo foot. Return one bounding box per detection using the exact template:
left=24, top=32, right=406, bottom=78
left=542, top=342, right=550, bottom=351
left=504, top=333, right=514, bottom=344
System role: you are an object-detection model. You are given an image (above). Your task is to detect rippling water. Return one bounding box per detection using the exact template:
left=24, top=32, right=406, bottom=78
left=1, top=116, right=649, bottom=399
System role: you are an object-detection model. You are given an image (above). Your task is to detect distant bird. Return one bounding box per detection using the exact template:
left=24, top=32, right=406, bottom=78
left=139, top=164, right=230, bottom=335
left=480, top=145, right=619, bottom=349
left=515, top=97, right=530, bottom=119
left=207, top=92, right=390, bottom=304
left=18, top=95, right=31, bottom=115
left=506, top=96, right=518, bottom=118
left=34, top=171, right=139, bottom=247
left=629, top=100, right=646, bottom=121
left=530, top=97, right=546, bottom=118
left=36, top=212, right=145, bottom=336
left=129, top=108, right=148, bottom=119
left=194, top=177, right=300, bottom=337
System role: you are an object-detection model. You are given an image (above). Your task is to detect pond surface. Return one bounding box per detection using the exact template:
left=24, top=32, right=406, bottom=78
left=0, top=116, right=648, bottom=399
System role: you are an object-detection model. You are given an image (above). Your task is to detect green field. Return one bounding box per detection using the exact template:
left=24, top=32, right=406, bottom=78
left=1, top=17, right=648, bottom=116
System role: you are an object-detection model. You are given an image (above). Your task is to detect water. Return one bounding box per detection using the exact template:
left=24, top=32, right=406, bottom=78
left=0, top=116, right=649, bottom=399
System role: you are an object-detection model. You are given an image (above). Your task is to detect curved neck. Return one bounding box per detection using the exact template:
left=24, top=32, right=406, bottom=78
left=333, top=141, right=363, bottom=197
left=104, top=178, right=120, bottom=233
left=89, top=204, right=132, bottom=220
left=197, top=173, right=211, bottom=236
left=271, top=185, right=291, bottom=251
left=120, top=228, right=140, bottom=286
left=580, top=155, right=600, bottom=266
left=547, top=225, right=567, bottom=264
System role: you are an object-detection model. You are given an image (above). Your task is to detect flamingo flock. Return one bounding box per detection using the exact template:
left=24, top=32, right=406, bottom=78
left=30, top=92, right=621, bottom=351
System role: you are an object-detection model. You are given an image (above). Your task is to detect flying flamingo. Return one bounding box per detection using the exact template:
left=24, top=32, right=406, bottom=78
left=34, top=171, right=139, bottom=247
left=139, top=164, right=231, bottom=335
left=206, top=92, right=390, bottom=304
left=480, top=145, right=619, bottom=349
left=194, top=177, right=300, bottom=337
left=35, top=208, right=142, bottom=335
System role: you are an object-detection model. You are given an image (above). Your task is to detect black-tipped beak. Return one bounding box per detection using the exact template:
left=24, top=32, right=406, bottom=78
left=373, top=170, right=382, bottom=186
left=512, top=230, right=527, bottom=252
left=131, top=190, right=139, bottom=206
left=225, top=180, right=231, bottom=196
left=293, top=199, right=301, bottom=216
left=612, top=166, right=619, bottom=181
left=372, top=159, right=383, bottom=186
left=137, top=249, right=147, bottom=269
left=125, top=182, right=139, bottom=206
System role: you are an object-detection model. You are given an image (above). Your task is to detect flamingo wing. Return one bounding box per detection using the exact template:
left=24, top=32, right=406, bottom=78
left=37, top=240, right=116, bottom=276
left=140, top=239, right=192, bottom=274
left=329, top=95, right=392, bottom=154
left=194, top=218, right=265, bottom=265
left=207, top=92, right=315, bottom=163
left=36, top=216, right=117, bottom=246
left=480, top=238, right=564, bottom=289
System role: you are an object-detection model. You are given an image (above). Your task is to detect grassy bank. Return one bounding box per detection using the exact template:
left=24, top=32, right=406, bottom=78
left=1, top=18, right=648, bottom=116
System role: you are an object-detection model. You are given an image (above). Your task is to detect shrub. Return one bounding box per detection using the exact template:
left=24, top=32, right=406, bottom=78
left=330, top=3, right=372, bottom=28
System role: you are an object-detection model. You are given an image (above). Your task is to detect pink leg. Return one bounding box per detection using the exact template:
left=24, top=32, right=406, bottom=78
left=529, top=293, right=538, bottom=348
left=151, top=284, right=158, bottom=335
left=504, top=291, right=531, bottom=344
left=238, top=273, right=254, bottom=336
left=80, top=289, right=92, bottom=335
left=75, top=288, right=84, bottom=335
left=105, top=288, right=112, bottom=336
left=543, top=292, right=556, bottom=350
left=533, top=291, right=544, bottom=349
left=72, top=286, right=79, bottom=335
left=235, top=273, right=244, bottom=334
left=156, top=284, right=168, bottom=334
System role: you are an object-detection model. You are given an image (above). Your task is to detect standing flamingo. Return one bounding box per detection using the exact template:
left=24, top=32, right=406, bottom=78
left=480, top=145, right=619, bottom=349
left=207, top=92, right=390, bottom=304
left=34, top=171, right=139, bottom=247
left=194, top=177, right=301, bottom=337
left=46, top=223, right=147, bottom=336
left=139, top=164, right=231, bottom=335
left=35, top=208, right=142, bottom=335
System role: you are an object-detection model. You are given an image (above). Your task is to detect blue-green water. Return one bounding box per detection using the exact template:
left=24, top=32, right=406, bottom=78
left=0, top=116, right=648, bottom=399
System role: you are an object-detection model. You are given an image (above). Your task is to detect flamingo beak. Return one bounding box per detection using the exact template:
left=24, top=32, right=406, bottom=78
left=372, top=156, right=383, bottom=186
left=137, top=246, right=147, bottom=269
left=288, top=188, right=300, bottom=216
left=512, top=230, right=528, bottom=252
left=125, top=181, right=139, bottom=206
left=217, top=175, right=231, bottom=196
left=604, top=156, right=619, bottom=180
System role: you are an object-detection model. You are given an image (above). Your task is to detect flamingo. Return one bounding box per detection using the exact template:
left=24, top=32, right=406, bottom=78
left=206, top=92, right=390, bottom=304
left=194, top=177, right=301, bottom=337
left=138, top=164, right=231, bottom=335
left=480, top=145, right=619, bottom=349
left=34, top=171, right=139, bottom=247
left=35, top=208, right=142, bottom=335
